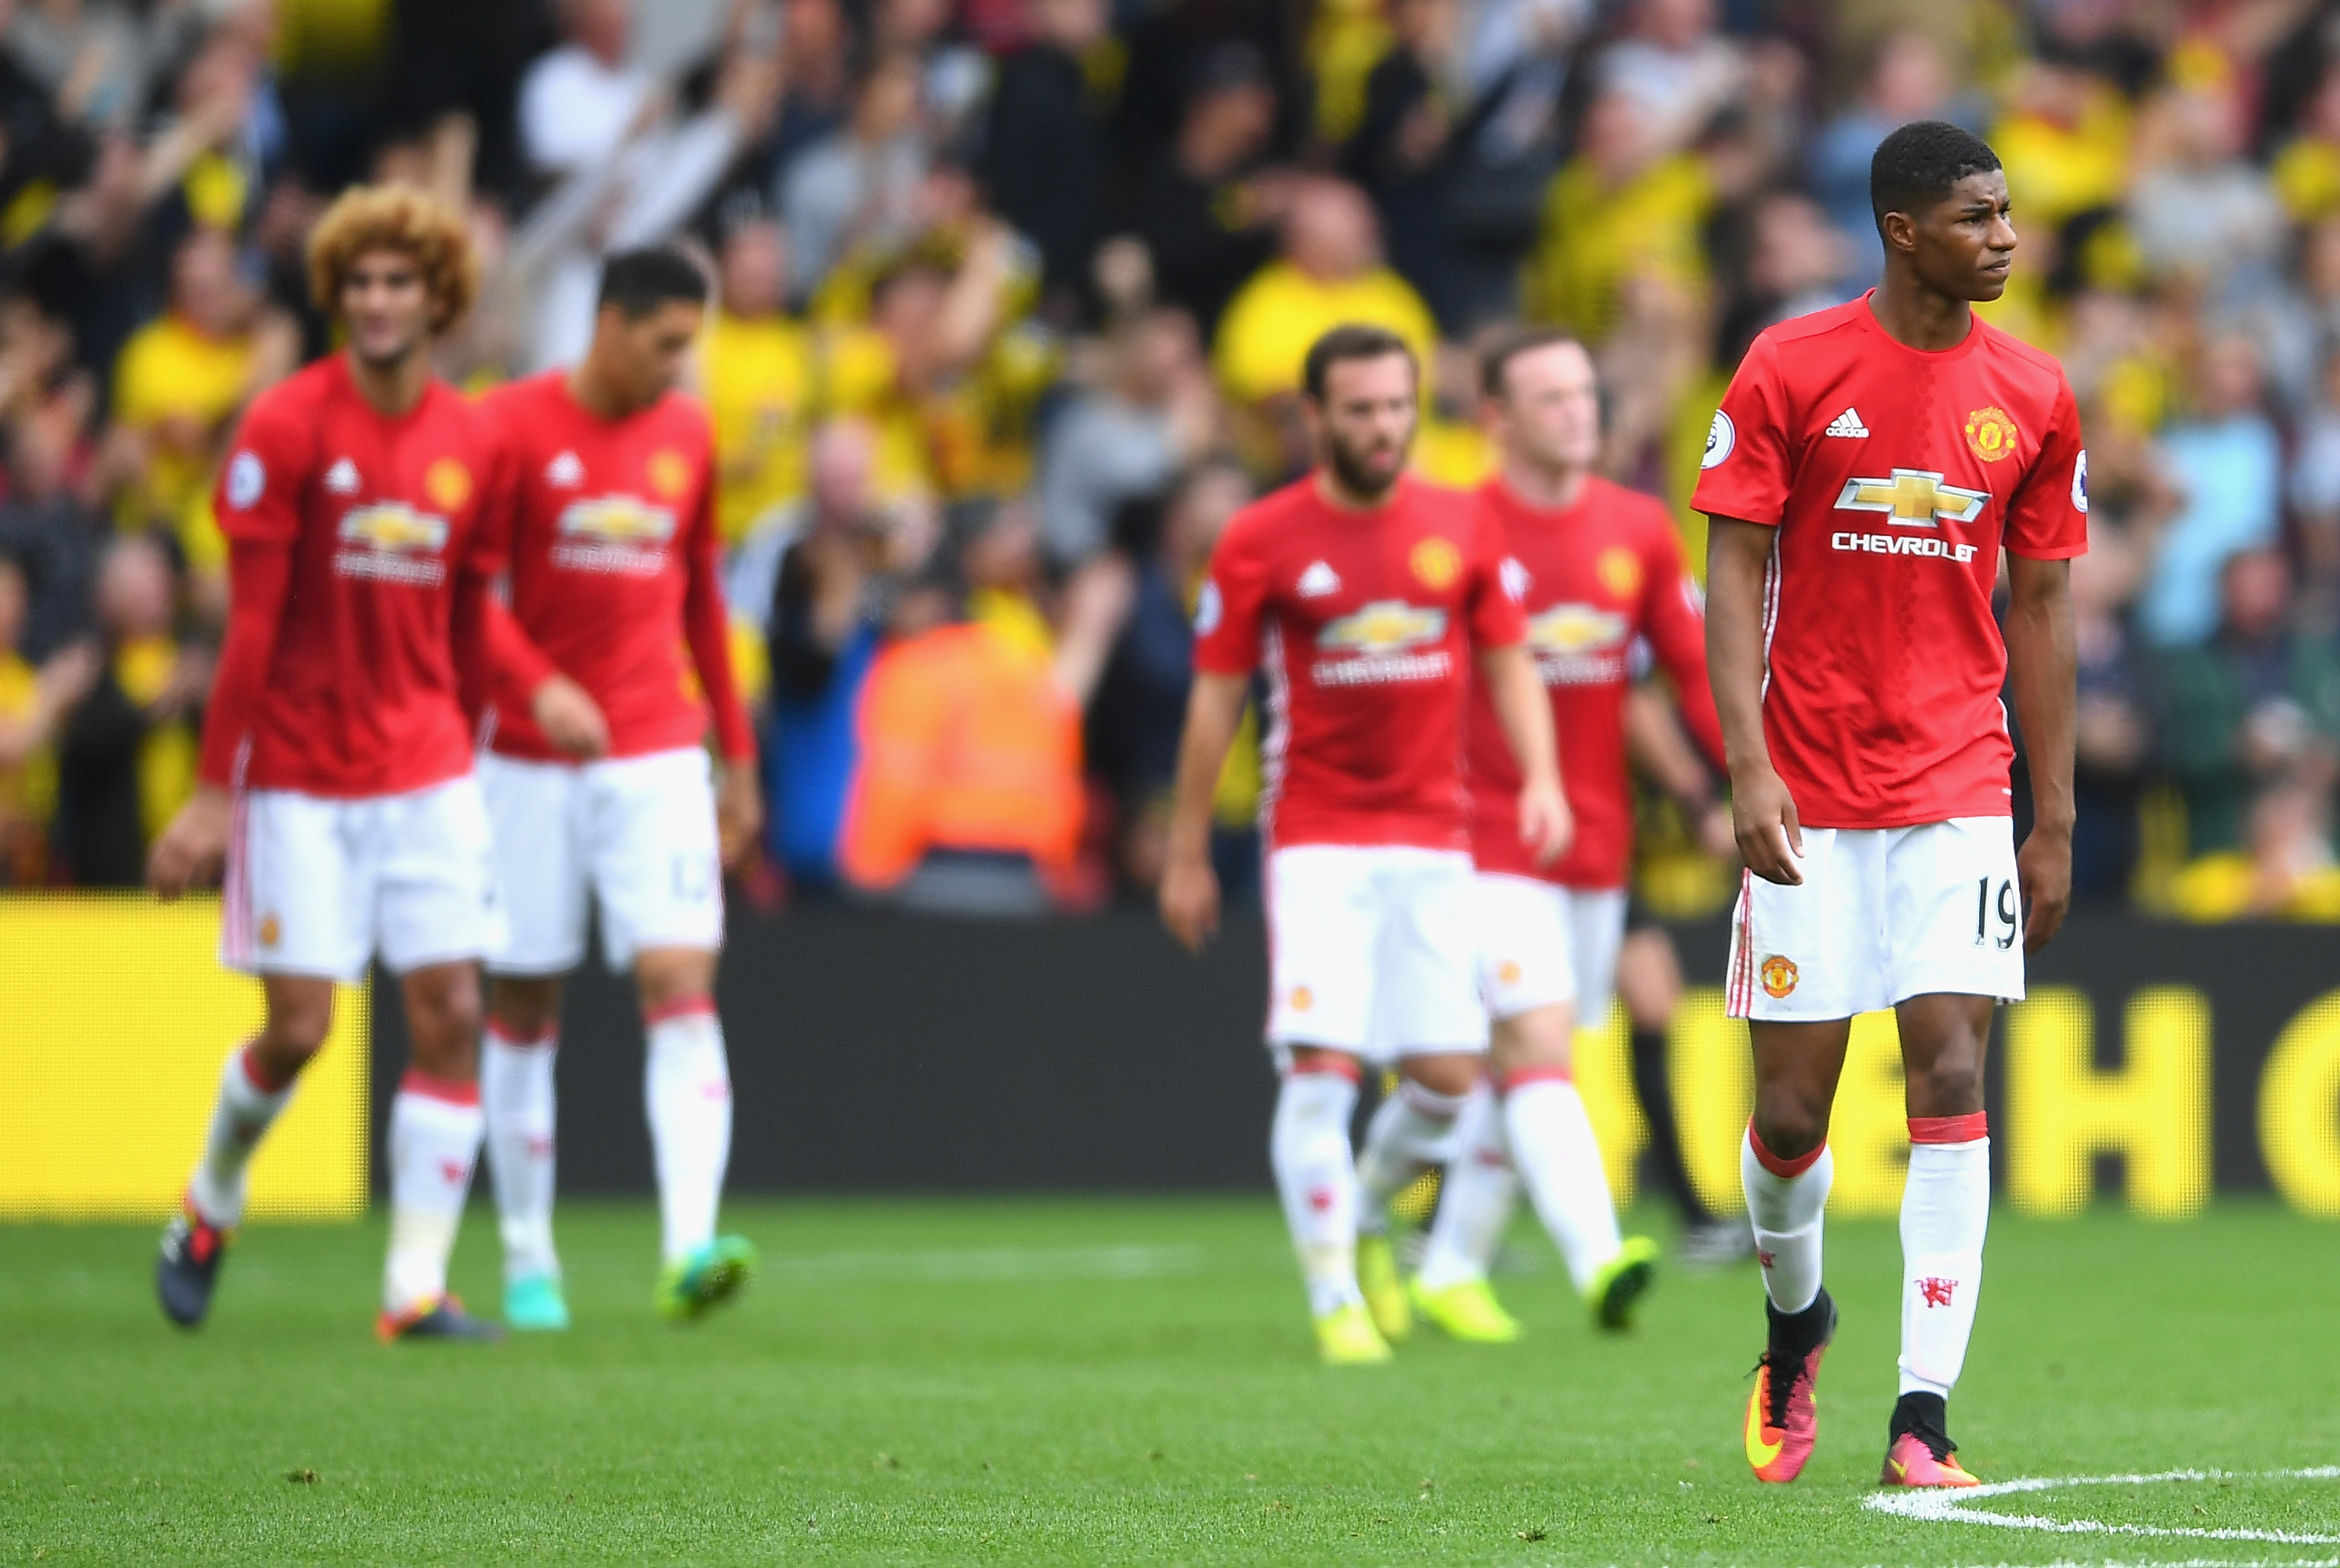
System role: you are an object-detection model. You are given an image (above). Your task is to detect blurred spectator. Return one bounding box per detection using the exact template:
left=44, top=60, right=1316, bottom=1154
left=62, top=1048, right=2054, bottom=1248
left=704, top=211, right=815, bottom=548
left=1519, top=88, right=1710, bottom=341
left=1595, top=0, right=1744, bottom=158
left=981, top=0, right=1110, bottom=315
left=2067, top=543, right=2156, bottom=900
left=1716, top=189, right=1854, bottom=359
left=8, top=0, right=156, bottom=132
left=1810, top=31, right=1975, bottom=285
left=2128, top=82, right=2285, bottom=300
left=1343, top=0, right=1464, bottom=326
left=2293, top=347, right=2340, bottom=607
left=0, top=551, right=93, bottom=882
left=518, top=0, right=651, bottom=178
left=52, top=534, right=199, bottom=887
left=2139, top=336, right=2283, bottom=647
left=2272, top=57, right=2340, bottom=224
left=782, top=53, right=928, bottom=301
left=1988, top=46, right=2133, bottom=235
left=1037, top=308, right=1216, bottom=570
left=1213, top=177, right=1434, bottom=476
left=837, top=503, right=1085, bottom=914
left=1085, top=458, right=1257, bottom=894
left=2160, top=549, right=2340, bottom=910
left=1119, top=42, right=1287, bottom=339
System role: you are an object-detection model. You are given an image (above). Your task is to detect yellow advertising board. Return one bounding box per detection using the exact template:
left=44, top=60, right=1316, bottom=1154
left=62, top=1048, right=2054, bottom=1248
left=0, top=896, right=366, bottom=1219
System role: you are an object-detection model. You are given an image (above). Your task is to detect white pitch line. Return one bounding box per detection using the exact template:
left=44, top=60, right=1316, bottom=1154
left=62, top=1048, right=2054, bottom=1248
left=1864, top=1468, right=2340, bottom=1545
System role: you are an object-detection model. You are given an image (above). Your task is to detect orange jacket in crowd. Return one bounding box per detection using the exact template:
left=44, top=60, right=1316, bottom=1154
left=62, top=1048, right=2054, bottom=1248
left=837, top=620, right=1084, bottom=889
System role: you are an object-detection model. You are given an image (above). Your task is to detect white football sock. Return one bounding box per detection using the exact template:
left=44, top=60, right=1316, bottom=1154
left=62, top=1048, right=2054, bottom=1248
left=187, top=1045, right=296, bottom=1227
left=1743, top=1124, right=1832, bottom=1315
left=1502, top=1071, right=1624, bottom=1295
left=1414, top=1079, right=1517, bottom=1292
left=384, top=1072, right=484, bottom=1315
left=1270, top=1064, right=1365, bottom=1317
left=645, top=1001, right=732, bottom=1266
left=1899, top=1118, right=1991, bottom=1397
left=481, top=1020, right=559, bottom=1283
left=1353, top=1078, right=1467, bottom=1236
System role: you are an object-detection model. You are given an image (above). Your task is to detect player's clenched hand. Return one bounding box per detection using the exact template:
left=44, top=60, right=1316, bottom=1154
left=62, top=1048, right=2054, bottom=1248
left=1159, top=853, right=1220, bottom=954
left=1518, top=777, right=1573, bottom=866
left=716, top=762, right=764, bottom=870
left=532, top=674, right=609, bottom=759
left=1730, top=764, right=1805, bottom=885
left=2016, top=824, right=2072, bottom=954
left=148, top=784, right=233, bottom=899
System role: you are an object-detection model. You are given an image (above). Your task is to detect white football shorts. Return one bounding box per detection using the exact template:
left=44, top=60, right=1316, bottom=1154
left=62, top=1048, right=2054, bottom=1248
left=1472, top=874, right=1630, bottom=1030
left=1725, top=815, right=2025, bottom=1021
left=223, top=773, right=505, bottom=981
left=480, top=746, right=724, bottom=975
left=1264, top=844, right=1485, bottom=1063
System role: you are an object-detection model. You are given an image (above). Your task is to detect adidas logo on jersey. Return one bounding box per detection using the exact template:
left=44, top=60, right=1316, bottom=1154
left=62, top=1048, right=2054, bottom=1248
left=324, top=458, right=361, bottom=494
left=1824, top=407, right=1870, bottom=439
left=546, top=450, right=585, bottom=487
left=1296, top=561, right=1341, bottom=598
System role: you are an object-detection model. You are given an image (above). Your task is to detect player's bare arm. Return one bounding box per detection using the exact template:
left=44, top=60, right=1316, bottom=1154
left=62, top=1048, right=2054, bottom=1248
left=530, top=673, right=611, bottom=758
left=715, top=757, right=763, bottom=870
left=1475, top=642, right=1571, bottom=864
left=2004, top=553, right=2078, bottom=952
left=1159, top=670, right=1248, bottom=952
left=148, top=784, right=233, bottom=899
left=1705, top=515, right=1802, bottom=884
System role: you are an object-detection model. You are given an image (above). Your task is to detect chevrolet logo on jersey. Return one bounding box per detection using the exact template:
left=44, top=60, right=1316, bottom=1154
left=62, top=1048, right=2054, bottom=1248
left=1833, top=469, right=1988, bottom=527
left=1525, top=603, right=1628, bottom=654
left=1316, top=601, right=1446, bottom=654
left=556, top=496, right=678, bottom=544
left=337, top=502, right=448, bottom=553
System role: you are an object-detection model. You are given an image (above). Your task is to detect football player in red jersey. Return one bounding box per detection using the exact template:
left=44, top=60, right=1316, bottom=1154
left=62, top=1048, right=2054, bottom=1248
left=148, top=188, right=508, bottom=1342
left=1696, top=122, right=2084, bottom=1487
left=1356, top=327, right=1731, bottom=1344
left=1161, top=323, right=1570, bottom=1365
left=471, top=248, right=763, bottom=1330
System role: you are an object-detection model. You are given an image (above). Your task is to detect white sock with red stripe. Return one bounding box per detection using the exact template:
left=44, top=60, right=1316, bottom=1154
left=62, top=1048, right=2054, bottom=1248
left=385, top=1071, right=484, bottom=1315
left=1501, top=1069, right=1623, bottom=1294
left=1743, top=1124, right=1832, bottom=1314
left=188, top=1045, right=296, bottom=1227
left=645, top=999, right=732, bottom=1266
left=1414, top=1079, right=1517, bottom=1292
left=1270, top=1061, right=1365, bottom=1317
left=1354, top=1078, right=1467, bottom=1236
left=1899, top=1114, right=1990, bottom=1397
left=481, top=1021, right=559, bottom=1283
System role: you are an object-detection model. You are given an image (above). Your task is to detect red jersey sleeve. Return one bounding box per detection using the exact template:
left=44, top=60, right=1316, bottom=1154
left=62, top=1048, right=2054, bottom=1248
left=1689, top=335, right=1794, bottom=528
left=214, top=391, right=309, bottom=545
left=1192, top=516, right=1269, bottom=676
left=682, top=471, right=757, bottom=763
left=2004, top=379, right=2090, bottom=561
left=1463, top=504, right=1527, bottom=647
left=194, top=538, right=294, bottom=786
left=1635, top=509, right=1727, bottom=773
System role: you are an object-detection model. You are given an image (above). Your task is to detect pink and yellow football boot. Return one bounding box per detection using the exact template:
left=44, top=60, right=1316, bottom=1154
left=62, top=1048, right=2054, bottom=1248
left=1744, top=1289, right=1835, bottom=1484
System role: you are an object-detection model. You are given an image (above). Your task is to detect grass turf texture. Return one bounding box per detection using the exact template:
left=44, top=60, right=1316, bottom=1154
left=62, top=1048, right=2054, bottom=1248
left=1, top=1198, right=2334, bottom=1564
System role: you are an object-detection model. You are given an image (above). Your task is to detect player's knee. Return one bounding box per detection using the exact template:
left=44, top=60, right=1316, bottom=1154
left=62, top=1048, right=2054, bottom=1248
left=1751, top=1088, right=1832, bottom=1161
left=262, top=994, right=334, bottom=1061
left=489, top=977, right=560, bottom=1040
left=1907, top=1049, right=1985, bottom=1118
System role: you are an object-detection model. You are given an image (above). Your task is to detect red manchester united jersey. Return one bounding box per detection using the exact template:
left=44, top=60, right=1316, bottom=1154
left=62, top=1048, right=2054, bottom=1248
left=477, top=372, right=754, bottom=764
left=198, top=356, right=501, bottom=797
left=1194, top=472, right=1525, bottom=850
left=1467, top=476, right=1724, bottom=888
left=1689, top=296, right=2087, bottom=828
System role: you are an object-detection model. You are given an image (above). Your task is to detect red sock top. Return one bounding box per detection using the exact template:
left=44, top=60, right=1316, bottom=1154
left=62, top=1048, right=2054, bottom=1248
left=1499, top=1064, right=1573, bottom=1093
left=643, top=995, right=717, bottom=1026
left=1908, top=1111, right=1988, bottom=1144
left=398, top=1070, right=480, bottom=1107
left=1747, top=1121, right=1827, bottom=1179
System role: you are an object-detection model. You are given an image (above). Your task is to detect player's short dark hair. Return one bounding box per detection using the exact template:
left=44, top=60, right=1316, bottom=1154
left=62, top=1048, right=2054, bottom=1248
left=1869, top=120, right=2003, bottom=237
left=1480, top=326, right=1587, bottom=399
left=596, top=246, right=710, bottom=319
left=1301, top=323, right=1416, bottom=403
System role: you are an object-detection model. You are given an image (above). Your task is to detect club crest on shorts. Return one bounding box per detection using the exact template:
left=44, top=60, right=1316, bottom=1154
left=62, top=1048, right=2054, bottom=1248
left=1759, top=954, right=1799, bottom=998
left=258, top=914, right=281, bottom=948
left=1496, top=960, right=1522, bottom=986
left=1289, top=986, right=1314, bottom=1012
left=1409, top=537, right=1461, bottom=589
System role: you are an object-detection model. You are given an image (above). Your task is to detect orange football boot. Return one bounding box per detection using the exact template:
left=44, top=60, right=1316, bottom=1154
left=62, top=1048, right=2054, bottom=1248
left=1744, top=1290, right=1835, bottom=1483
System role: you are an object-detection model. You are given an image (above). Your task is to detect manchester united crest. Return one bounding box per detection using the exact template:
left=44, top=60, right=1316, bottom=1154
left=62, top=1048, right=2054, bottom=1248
left=1409, top=536, right=1462, bottom=590
left=424, top=458, right=472, bottom=510
left=1963, top=406, right=2018, bottom=464
left=1759, top=954, right=1799, bottom=998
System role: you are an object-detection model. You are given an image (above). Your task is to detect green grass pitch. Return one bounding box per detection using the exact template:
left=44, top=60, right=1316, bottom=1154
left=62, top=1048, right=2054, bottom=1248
left=2, top=1198, right=2335, bottom=1564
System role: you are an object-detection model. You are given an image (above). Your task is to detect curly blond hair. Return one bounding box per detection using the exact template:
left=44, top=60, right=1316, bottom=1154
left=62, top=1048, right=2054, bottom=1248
left=305, top=185, right=479, bottom=330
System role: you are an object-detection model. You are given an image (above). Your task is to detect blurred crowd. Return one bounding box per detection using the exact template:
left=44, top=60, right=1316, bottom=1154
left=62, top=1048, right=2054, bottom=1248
left=4, top=0, right=2340, bottom=921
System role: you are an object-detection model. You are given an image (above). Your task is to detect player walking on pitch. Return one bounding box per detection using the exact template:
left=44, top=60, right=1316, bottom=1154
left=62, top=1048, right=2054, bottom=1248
left=1161, top=323, right=1570, bottom=1365
left=150, top=188, right=508, bottom=1341
left=473, top=248, right=764, bottom=1329
left=1695, top=122, right=2084, bottom=1486
left=1359, top=327, right=1729, bottom=1344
